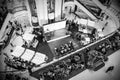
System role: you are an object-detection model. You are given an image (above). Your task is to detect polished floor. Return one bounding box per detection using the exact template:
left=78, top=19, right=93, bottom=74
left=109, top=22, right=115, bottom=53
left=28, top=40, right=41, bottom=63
left=0, top=1, right=120, bottom=80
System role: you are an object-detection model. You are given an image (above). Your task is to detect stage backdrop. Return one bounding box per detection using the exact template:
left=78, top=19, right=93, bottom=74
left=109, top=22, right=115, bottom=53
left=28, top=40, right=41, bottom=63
left=43, top=20, right=66, bottom=33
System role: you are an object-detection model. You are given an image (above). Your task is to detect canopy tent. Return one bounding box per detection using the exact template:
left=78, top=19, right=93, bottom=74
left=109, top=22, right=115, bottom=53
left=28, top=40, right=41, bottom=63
left=11, top=46, right=25, bottom=57
left=31, top=52, right=47, bottom=65
left=22, top=33, right=35, bottom=42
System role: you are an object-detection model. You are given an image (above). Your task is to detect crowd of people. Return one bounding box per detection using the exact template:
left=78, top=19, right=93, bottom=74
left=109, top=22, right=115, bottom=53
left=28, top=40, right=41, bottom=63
left=34, top=28, right=120, bottom=80
left=66, top=20, right=97, bottom=46
left=4, top=73, right=28, bottom=80
left=54, top=41, right=74, bottom=58
left=108, top=32, right=120, bottom=51
left=39, top=53, right=85, bottom=80
left=84, top=49, right=108, bottom=70
left=66, top=20, right=79, bottom=34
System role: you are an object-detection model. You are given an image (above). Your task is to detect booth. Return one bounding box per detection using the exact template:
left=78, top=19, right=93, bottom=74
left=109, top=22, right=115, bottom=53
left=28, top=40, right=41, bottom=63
left=31, top=52, right=47, bottom=65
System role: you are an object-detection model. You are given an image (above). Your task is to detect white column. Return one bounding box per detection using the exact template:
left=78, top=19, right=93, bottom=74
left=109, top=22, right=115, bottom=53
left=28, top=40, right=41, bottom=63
left=35, top=0, right=44, bottom=26
left=25, top=0, right=32, bottom=26
left=35, top=0, right=48, bottom=26
left=43, top=0, right=48, bottom=24
left=55, top=0, right=62, bottom=21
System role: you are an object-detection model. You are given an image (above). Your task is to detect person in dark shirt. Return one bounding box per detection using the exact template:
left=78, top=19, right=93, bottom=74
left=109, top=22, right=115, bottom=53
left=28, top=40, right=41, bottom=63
left=105, top=66, right=114, bottom=73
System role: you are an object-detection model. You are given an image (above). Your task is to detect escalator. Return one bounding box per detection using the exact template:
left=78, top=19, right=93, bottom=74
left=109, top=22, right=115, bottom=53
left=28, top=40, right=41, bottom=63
left=75, top=0, right=102, bottom=19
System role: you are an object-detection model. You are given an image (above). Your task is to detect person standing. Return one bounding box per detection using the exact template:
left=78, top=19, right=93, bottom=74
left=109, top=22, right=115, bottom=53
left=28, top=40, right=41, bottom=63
left=105, top=66, right=114, bottom=73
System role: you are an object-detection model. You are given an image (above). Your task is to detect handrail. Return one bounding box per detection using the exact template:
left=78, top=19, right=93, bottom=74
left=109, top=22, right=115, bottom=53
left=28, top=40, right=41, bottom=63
left=76, top=0, right=99, bottom=19
left=63, top=0, right=97, bottom=20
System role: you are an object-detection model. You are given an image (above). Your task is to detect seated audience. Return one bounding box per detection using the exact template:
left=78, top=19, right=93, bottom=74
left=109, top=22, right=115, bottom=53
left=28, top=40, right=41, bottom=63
left=54, top=41, right=74, bottom=58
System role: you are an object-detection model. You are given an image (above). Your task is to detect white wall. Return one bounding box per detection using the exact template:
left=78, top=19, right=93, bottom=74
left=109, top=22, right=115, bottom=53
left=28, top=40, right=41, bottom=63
left=26, top=0, right=32, bottom=26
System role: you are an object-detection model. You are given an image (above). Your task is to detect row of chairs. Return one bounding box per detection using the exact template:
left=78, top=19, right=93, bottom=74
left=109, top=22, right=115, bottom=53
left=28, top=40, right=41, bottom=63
left=38, top=28, right=120, bottom=80
left=54, top=41, right=74, bottom=58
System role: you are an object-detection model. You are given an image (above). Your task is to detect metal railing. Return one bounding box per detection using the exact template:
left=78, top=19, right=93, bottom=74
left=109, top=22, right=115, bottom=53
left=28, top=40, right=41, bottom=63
left=76, top=0, right=99, bottom=19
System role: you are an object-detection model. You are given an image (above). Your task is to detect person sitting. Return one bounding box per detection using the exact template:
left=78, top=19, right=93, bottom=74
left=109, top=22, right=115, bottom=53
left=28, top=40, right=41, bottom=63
left=34, top=29, right=45, bottom=43
left=68, top=41, right=74, bottom=50
left=65, top=44, right=71, bottom=52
